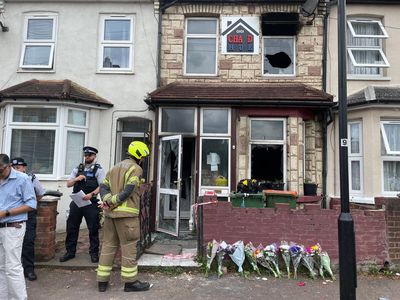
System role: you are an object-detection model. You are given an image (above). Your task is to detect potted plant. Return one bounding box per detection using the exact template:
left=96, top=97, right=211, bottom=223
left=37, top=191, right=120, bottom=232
left=303, top=178, right=318, bottom=196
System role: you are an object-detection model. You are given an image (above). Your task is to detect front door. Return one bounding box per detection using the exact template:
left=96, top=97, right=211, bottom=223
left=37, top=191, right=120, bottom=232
left=156, top=135, right=182, bottom=236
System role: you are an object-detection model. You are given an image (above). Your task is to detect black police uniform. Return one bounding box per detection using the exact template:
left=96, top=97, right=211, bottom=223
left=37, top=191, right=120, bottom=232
left=65, top=163, right=102, bottom=258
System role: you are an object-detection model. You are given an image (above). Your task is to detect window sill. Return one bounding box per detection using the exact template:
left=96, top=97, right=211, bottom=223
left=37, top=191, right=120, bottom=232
left=347, top=76, right=391, bottom=81
left=262, top=74, right=296, bottom=79
left=96, top=70, right=134, bottom=75
left=17, top=69, right=55, bottom=73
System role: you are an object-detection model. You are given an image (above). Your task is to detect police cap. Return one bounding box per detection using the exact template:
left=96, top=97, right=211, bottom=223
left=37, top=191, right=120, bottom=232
left=83, top=146, right=98, bottom=155
left=11, top=157, right=27, bottom=166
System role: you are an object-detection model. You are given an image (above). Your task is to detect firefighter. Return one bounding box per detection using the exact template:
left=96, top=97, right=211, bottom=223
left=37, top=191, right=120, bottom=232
left=59, top=146, right=106, bottom=263
left=97, top=141, right=151, bottom=292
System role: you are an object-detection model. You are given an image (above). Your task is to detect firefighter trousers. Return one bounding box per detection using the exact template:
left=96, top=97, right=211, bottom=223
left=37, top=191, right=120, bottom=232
left=97, top=216, right=139, bottom=283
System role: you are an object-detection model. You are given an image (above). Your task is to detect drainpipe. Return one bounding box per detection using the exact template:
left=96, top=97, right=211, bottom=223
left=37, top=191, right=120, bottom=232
left=321, top=3, right=331, bottom=208
left=157, top=0, right=180, bottom=88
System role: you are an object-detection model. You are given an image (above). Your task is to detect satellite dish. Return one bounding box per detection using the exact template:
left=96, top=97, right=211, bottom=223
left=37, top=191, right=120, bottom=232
left=301, top=0, right=319, bottom=17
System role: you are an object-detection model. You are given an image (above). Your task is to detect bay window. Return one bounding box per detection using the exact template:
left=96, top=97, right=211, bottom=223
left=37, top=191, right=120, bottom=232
left=5, top=106, right=88, bottom=179
left=381, top=121, right=400, bottom=193
left=348, top=121, right=363, bottom=194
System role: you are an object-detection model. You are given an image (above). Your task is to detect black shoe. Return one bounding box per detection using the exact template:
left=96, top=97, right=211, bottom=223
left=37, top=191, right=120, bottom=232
left=26, top=271, right=37, bottom=281
left=124, top=280, right=151, bottom=292
left=91, top=253, right=99, bottom=263
left=98, top=282, right=108, bottom=292
left=59, top=253, right=75, bottom=262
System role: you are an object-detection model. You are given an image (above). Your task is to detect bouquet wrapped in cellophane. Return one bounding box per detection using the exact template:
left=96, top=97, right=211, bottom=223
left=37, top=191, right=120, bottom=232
left=302, top=245, right=318, bottom=279
left=256, top=244, right=278, bottom=278
left=226, top=240, right=245, bottom=274
left=205, top=240, right=219, bottom=277
left=244, top=242, right=261, bottom=275
left=289, top=243, right=303, bottom=279
left=319, top=251, right=336, bottom=280
left=216, top=241, right=228, bottom=277
left=264, top=243, right=281, bottom=278
left=279, top=241, right=291, bottom=278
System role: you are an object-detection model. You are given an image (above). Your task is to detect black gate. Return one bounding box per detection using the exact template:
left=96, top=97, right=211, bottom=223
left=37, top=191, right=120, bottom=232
left=137, top=183, right=152, bottom=258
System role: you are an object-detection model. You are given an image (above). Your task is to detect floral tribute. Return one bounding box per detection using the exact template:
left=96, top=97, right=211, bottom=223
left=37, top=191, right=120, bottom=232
left=204, top=240, right=335, bottom=281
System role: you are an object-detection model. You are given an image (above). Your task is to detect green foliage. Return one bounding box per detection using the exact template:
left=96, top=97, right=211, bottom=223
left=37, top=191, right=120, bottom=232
left=154, top=266, right=185, bottom=276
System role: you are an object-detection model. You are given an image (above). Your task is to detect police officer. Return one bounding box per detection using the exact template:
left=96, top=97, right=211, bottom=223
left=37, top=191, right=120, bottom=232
left=11, top=157, right=45, bottom=281
left=60, top=146, right=106, bottom=263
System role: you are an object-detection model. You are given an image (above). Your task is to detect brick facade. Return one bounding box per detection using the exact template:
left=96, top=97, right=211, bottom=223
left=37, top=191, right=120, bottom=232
left=35, top=196, right=59, bottom=261
left=202, top=201, right=390, bottom=265
left=161, top=3, right=325, bottom=88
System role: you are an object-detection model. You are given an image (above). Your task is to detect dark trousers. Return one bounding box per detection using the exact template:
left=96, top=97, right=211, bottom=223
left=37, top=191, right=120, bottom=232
left=65, top=201, right=100, bottom=255
left=22, top=210, right=37, bottom=273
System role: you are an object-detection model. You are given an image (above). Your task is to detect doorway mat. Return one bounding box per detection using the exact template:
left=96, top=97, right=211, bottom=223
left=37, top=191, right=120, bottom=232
left=144, top=244, right=182, bottom=255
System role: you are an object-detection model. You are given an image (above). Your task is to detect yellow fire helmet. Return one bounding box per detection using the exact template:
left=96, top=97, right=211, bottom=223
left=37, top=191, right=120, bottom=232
left=128, top=141, right=150, bottom=160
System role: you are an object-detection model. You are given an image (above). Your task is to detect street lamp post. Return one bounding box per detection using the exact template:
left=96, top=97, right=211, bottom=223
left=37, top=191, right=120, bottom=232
left=337, top=0, right=357, bottom=299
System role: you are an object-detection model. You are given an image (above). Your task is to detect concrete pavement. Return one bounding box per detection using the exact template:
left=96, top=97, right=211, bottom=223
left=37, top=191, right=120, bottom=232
left=27, top=268, right=400, bottom=300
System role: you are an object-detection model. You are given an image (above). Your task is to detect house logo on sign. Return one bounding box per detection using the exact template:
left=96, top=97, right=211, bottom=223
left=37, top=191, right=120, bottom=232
left=221, top=17, right=259, bottom=54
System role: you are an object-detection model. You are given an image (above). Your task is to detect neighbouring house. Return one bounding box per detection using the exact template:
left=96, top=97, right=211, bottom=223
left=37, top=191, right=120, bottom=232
left=326, top=0, right=400, bottom=204
left=145, top=0, right=334, bottom=237
left=0, top=0, right=158, bottom=231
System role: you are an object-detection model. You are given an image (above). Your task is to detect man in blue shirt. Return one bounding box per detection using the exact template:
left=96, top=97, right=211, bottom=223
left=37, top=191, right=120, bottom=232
left=0, top=154, right=36, bottom=300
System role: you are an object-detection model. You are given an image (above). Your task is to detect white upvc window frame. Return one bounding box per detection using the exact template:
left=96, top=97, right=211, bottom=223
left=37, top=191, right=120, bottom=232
left=380, top=120, right=400, bottom=195
left=98, top=14, right=134, bottom=73
left=347, top=47, right=390, bottom=68
left=248, top=118, right=287, bottom=185
left=200, top=108, right=231, bottom=136
left=3, top=105, right=89, bottom=180
left=347, top=20, right=388, bottom=38
left=348, top=121, right=364, bottom=195
left=184, top=17, right=218, bottom=76
left=262, top=36, right=296, bottom=77
left=20, top=14, right=57, bottom=69
left=158, top=107, right=197, bottom=136
left=381, top=121, right=400, bottom=155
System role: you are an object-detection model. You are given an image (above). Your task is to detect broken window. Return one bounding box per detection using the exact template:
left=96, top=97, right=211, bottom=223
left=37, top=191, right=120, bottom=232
left=263, top=36, right=295, bottom=76
left=249, top=119, right=286, bottom=187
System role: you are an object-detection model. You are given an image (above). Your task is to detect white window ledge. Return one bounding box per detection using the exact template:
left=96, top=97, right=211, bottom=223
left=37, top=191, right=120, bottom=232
left=347, top=76, right=391, bottom=81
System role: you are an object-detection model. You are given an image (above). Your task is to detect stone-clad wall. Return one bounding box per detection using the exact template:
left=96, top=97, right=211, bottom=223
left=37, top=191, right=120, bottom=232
left=237, top=115, right=321, bottom=195
left=161, top=3, right=324, bottom=88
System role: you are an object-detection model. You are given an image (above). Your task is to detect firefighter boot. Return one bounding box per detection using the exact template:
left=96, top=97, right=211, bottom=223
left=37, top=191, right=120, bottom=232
left=124, top=280, right=151, bottom=292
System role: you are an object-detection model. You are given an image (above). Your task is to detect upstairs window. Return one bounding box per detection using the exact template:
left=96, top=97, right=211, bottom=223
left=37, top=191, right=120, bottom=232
left=20, top=14, right=57, bottom=69
left=347, top=19, right=389, bottom=77
left=184, top=18, right=217, bottom=76
left=99, top=15, right=134, bottom=73
left=263, top=36, right=295, bottom=76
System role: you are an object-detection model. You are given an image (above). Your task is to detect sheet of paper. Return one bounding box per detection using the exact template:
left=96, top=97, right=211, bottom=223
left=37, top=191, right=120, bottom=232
left=70, top=190, right=91, bottom=208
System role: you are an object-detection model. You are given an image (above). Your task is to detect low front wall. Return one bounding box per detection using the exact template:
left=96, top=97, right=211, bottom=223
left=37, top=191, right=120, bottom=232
left=203, top=202, right=387, bottom=265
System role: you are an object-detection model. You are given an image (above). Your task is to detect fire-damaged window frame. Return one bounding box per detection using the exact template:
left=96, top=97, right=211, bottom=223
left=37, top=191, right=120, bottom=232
left=184, top=17, right=218, bottom=76
left=346, top=18, right=389, bottom=78
left=19, top=13, right=58, bottom=70
left=248, top=118, right=287, bottom=186
left=262, top=36, right=296, bottom=76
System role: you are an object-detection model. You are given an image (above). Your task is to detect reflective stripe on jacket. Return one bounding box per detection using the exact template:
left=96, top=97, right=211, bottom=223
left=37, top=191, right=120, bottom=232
left=101, top=158, right=142, bottom=218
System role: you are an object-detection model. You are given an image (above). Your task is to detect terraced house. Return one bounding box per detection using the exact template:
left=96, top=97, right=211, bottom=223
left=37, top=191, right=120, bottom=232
left=146, top=0, right=334, bottom=237
left=0, top=0, right=158, bottom=231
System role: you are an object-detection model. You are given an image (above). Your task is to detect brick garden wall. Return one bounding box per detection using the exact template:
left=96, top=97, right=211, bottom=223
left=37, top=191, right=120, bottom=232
left=202, top=201, right=388, bottom=265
